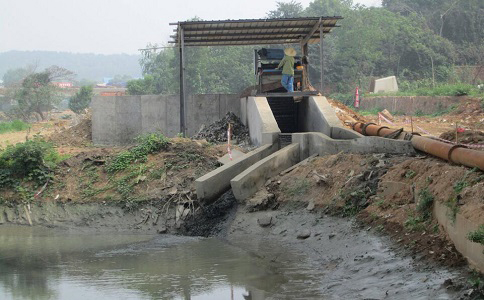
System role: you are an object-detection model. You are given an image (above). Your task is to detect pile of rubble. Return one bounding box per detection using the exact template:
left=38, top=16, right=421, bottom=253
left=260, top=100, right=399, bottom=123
left=439, top=129, right=484, bottom=145
left=193, top=112, right=250, bottom=144
left=48, top=113, right=92, bottom=147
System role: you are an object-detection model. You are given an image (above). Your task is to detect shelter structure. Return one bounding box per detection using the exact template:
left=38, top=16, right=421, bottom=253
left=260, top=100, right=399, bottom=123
left=169, top=17, right=343, bottom=136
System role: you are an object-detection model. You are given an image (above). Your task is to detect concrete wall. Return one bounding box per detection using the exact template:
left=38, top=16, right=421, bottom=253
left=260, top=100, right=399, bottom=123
left=292, top=132, right=415, bottom=161
left=359, top=96, right=465, bottom=115
left=299, top=96, right=362, bottom=140
left=92, top=94, right=240, bottom=145
left=195, top=144, right=278, bottom=202
left=231, top=143, right=300, bottom=201
left=245, top=97, right=281, bottom=145
left=434, top=201, right=484, bottom=272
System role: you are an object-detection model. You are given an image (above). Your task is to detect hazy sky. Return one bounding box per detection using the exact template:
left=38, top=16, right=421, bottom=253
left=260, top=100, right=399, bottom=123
left=0, top=0, right=381, bottom=55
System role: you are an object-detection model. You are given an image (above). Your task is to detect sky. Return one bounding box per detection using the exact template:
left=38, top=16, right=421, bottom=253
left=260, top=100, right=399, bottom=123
left=0, top=0, right=381, bottom=55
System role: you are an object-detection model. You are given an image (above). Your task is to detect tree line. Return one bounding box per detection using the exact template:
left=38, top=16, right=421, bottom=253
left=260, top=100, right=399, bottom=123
left=130, top=0, right=483, bottom=95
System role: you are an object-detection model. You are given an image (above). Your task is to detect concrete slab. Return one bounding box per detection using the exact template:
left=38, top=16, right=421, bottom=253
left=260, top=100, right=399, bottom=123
left=231, top=143, right=300, bottom=201
left=196, top=144, right=278, bottom=202
left=217, top=149, right=246, bottom=165
left=372, top=76, right=398, bottom=93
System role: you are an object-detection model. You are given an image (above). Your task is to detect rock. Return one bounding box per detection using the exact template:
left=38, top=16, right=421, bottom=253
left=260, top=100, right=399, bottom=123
left=375, top=160, right=385, bottom=168
left=257, top=215, right=272, bottom=227
left=306, top=201, right=315, bottom=211
left=297, top=229, right=311, bottom=239
left=157, top=226, right=167, bottom=234
left=329, top=232, right=336, bottom=239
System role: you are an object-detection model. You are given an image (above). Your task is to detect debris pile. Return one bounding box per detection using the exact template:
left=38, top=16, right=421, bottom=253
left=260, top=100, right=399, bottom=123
left=327, top=99, right=368, bottom=126
left=439, top=129, right=484, bottom=145
left=48, top=114, right=92, bottom=147
left=193, top=112, right=250, bottom=144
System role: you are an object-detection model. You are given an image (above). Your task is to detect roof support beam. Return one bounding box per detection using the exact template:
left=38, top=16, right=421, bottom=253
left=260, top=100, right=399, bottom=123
left=300, top=18, right=322, bottom=46
left=320, top=23, right=324, bottom=93
left=179, top=27, right=186, bottom=137
left=178, top=31, right=332, bottom=38
left=170, top=36, right=327, bottom=44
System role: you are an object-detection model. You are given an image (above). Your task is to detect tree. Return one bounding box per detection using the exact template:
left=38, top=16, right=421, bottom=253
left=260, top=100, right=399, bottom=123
left=2, top=67, right=33, bottom=87
left=69, top=86, right=93, bottom=114
left=11, top=66, right=73, bottom=120
left=267, top=1, right=304, bottom=18
left=126, top=75, right=157, bottom=95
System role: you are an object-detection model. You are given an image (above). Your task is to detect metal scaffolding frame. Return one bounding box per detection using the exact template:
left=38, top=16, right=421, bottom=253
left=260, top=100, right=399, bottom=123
left=169, top=16, right=343, bottom=136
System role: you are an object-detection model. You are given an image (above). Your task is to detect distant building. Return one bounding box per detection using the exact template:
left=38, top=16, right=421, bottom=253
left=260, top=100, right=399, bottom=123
left=52, top=82, right=73, bottom=88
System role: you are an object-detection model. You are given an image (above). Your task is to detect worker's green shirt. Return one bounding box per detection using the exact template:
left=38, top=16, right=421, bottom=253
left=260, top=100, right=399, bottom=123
left=277, top=55, right=295, bottom=76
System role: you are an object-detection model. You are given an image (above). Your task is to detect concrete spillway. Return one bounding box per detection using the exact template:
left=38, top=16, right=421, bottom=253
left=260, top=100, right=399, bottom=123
left=196, top=95, right=414, bottom=202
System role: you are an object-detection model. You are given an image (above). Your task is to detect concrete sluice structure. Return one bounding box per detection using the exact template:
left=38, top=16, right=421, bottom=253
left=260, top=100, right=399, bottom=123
left=196, top=95, right=414, bottom=202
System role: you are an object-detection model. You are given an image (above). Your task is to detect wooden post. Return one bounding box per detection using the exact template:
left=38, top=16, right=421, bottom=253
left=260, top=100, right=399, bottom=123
left=300, top=40, right=308, bottom=91
left=455, top=122, right=458, bottom=144
left=179, top=27, right=186, bottom=137
left=319, top=24, right=324, bottom=93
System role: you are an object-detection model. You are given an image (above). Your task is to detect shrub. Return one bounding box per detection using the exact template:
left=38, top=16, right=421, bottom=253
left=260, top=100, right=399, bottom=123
left=0, top=120, right=30, bottom=134
left=417, top=188, right=434, bottom=220
left=106, top=133, right=169, bottom=173
left=0, top=137, right=62, bottom=187
left=467, top=225, right=484, bottom=245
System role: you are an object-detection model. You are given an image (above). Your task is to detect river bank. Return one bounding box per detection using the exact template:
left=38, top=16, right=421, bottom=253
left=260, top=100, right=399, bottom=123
left=0, top=194, right=482, bottom=299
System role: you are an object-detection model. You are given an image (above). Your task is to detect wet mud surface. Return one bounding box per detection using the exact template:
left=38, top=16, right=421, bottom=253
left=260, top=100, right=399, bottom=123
left=222, top=203, right=475, bottom=299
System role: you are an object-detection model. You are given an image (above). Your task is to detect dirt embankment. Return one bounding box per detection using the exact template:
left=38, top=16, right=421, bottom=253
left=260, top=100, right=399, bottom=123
left=251, top=153, right=483, bottom=270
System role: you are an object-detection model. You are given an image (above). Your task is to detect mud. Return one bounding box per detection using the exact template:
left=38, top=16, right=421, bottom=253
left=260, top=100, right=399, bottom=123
left=223, top=203, right=477, bottom=299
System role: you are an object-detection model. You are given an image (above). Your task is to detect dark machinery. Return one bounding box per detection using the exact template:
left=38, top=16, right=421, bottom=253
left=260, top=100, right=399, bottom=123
left=254, top=48, right=304, bottom=93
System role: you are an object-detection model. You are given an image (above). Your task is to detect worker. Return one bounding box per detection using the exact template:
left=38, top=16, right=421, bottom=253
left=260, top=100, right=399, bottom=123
left=277, top=47, right=296, bottom=92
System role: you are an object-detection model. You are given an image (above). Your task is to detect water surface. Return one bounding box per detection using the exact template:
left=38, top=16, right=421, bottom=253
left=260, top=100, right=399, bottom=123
left=0, top=226, right=317, bottom=300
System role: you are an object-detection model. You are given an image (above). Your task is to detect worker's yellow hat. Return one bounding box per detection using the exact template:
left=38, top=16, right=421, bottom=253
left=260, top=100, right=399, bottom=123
left=284, top=48, right=296, bottom=56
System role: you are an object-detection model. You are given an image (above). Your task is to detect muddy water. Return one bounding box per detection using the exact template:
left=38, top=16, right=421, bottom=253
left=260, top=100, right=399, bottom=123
left=0, top=226, right=326, bottom=300
left=0, top=208, right=464, bottom=300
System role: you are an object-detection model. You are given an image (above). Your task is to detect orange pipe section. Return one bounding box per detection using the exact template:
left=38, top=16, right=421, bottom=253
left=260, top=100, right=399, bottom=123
left=352, top=122, right=484, bottom=171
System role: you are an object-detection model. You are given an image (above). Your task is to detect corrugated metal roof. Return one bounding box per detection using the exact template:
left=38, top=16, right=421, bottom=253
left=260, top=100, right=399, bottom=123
left=169, top=17, right=343, bottom=46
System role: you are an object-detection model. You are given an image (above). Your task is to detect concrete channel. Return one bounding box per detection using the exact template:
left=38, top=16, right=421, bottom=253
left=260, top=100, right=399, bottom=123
left=196, top=95, right=414, bottom=202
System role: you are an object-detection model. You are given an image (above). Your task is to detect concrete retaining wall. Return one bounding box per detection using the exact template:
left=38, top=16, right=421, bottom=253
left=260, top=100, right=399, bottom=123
left=231, top=143, right=300, bottom=201
left=359, top=96, right=465, bottom=115
left=92, top=94, right=240, bottom=145
left=434, top=201, right=484, bottom=272
left=299, top=96, right=362, bottom=139
left=244, top=96, right=281, bottom=146
left=195, top=144, right=278, bottom=202
left=292, top=132, right=415, bottom=160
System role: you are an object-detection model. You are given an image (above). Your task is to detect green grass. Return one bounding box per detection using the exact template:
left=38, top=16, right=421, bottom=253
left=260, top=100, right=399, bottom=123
left=106, top=133, right=169, bottom=173
left=417, top=188, right=434, bottom=220
left=0, top=120, right=30, bottom=134
left=467, top=225, right=484, bottom=245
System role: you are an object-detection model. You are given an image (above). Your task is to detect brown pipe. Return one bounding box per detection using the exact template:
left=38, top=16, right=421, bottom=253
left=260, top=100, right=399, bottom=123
left=352, top=122, right=484, bottom=171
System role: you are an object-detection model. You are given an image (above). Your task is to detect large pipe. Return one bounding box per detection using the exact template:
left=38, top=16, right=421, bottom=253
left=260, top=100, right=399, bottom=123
left=352, top=122, right=484, bottom=171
